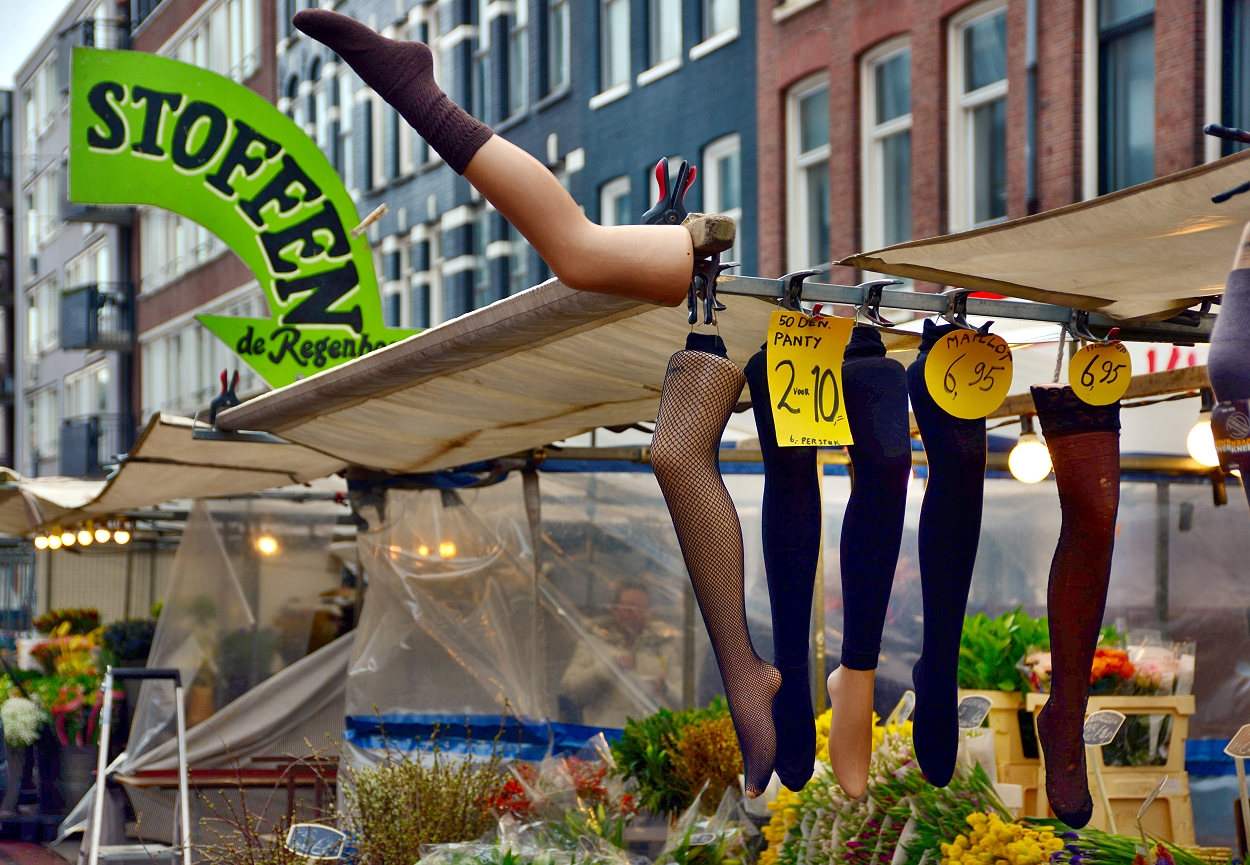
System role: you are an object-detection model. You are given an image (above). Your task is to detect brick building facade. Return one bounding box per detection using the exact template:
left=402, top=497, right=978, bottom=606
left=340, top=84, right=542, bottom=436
left=756, top=0, right=1239, bottom=288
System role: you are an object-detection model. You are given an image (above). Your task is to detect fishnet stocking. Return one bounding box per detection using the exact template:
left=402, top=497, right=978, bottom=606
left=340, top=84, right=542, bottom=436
left=652, top=346, right=781, bottom=796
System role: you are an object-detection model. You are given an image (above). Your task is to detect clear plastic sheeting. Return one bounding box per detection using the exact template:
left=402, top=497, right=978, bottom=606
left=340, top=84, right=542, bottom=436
left=126, top=496, right=343, bottom=766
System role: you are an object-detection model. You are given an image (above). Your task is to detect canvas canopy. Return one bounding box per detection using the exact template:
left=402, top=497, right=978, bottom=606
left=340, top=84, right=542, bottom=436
left=0, top=414, right=347, bottom=534
left=842, top=149, right=1250, bottom=320
left=214, top=282, right=920, bottom=474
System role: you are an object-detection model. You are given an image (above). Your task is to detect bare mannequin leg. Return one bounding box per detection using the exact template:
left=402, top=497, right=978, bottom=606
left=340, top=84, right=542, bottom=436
left=294, top=9, right=695, bottom=305
left=826, top=666, right=875, bottom=798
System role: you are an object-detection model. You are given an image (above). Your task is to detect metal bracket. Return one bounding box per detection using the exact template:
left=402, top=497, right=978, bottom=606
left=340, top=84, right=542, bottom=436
left=1069, top=309, right=1120, bottom=344
left=858, top=279, right=903, bottom=327
left=687, top=254, right=734, bottom=325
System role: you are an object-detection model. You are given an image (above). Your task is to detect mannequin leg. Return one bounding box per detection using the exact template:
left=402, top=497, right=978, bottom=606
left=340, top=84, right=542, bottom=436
left=828, top=326, right=911, bottom=799
left=652, top=334, right=781, bottom=797
left=1210, top=224, right=1250, bottom=512
left=294, top=10, right=695, bottom=304
left=1030, top=384, right=1121, bottom=828
left=744, top=348, right=818, bottom=792
left=906, top=321, right=986, bottom=788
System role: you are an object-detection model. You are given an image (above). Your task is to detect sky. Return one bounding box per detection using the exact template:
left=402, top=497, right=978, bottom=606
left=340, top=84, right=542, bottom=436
left=0, top=0, right=72, bottom=89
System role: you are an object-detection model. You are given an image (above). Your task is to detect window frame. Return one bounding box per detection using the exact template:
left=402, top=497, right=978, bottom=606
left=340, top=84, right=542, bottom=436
left=702, top=0, right=739, bottom=42
left=509, top=0, right=530, bottom=115
left=648, top=0, right=682, bottom=70
left=599, top=175, right=632, bottom=226
left=860, top=37, right=912, bottom=253
left=947, top=0, right=1009, bottom=232
left=702, top=133, right=742, bottom=273
left=600, top=0, right=632, bottom=93
left=548, top=0, right=571, bottom=93
left=786, top=73, right=831, bottom=272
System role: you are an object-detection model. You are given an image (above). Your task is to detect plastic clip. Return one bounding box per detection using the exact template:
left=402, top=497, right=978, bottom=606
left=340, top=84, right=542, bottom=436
left=641, top=158, right=696, bottom=226
left=208, top=370, right=241, bottom=426
left=688, top=254, right=734, bottom=325
left=777, top=269, right=823, bottom=313
left=858, top=279, right=902, bottom=327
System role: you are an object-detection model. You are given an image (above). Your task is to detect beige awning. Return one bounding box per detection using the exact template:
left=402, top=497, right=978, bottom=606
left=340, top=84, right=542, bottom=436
left=842, top=149, right=1250, bottom=320
left=0, top=414, right=347, bottom=534
left=216, top=281, right=920, bottom=473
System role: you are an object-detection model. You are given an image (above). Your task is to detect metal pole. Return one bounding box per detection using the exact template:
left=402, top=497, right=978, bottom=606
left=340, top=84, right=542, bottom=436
left=88, top=671, right=114, bottom=865
left=175, top=683, right=192, bottom=865
left=1155, top=482, right=1170, bottom=632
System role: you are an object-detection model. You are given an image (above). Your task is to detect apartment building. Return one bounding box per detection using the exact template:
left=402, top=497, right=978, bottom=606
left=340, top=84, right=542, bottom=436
left=13, top=0, right=134, bottom=478
left=0, top=92, right=15, bottom=471
left=278, top=0, right=756, bottom=329
left=757, top=0, right=1235, bottom=285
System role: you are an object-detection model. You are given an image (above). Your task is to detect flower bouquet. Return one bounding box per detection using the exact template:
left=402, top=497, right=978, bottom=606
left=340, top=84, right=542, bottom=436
left=490, top=755, right=639, bottom=850
left=657, top=785, right=760, bottom=865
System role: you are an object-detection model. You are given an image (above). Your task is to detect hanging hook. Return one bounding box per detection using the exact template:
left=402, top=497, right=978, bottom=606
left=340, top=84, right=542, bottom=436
left=857, top=279, right=902, bottom=327
left=776, top=269, right=823, bottom=314
left=1068, top=309, right=1120, bottom=344
left=687, top=253, right=734, bottom=325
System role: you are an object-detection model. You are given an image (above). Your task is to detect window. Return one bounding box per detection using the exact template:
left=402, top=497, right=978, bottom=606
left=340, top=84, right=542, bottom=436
left=26, top=279, right=59, bottom=357
left=702, top=133, right=742, bottom=272
left=65, top=364, right=109, bottom=417
left=1096, top=0, right=1154, bottom=194
left=339, top=67, right=355, bottom=183
left=549, top=0, right=570, bottom=91
left=704, top=0, right=738, bottom=40
left=861, top=42, right=912, bottom=251
left=601, top=0, right=631, bottom=91
left=473, top=0, right=492, bottom=123
left=950, top=3, right=1008, bottom=230
left=285, top=75, right=300, bottom=120
left=787, top=75, right=830, bottom=271
left=508, top=222, right=531, bottom=294
left=473, top=210, right=492, bottom=308
left=649, top=0, right=682, bottom=68
left=140, top=208, right=225, bottom=292
left=600, top=176, right=632, bottom=226
left=509, top=0, right=529, bottom=114
left=1222, top=0, right=1250, bottom=155
left=27, top=387, right=60, bottom=471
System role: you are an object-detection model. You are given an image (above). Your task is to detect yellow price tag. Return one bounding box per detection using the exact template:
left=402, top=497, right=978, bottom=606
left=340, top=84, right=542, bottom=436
left=924, top=329, right=1014, bottom=419
left=766, top=310, right=855, bottom=447
left=1070, top=341, right=1131, bottom=405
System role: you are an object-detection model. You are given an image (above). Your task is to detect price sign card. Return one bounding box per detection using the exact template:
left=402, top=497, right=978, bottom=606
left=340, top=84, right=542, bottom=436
left=1224, top=724, right=1250, bottom=758
left=957, top=694, right=993, bottom=730
left=1083, top=709, right=1127, bottom=747
left=1070, top=342, right=1131, bottom=405
left=924, top=330, right=1014, bottom=419
left=766, top=311, right=855, bottom=447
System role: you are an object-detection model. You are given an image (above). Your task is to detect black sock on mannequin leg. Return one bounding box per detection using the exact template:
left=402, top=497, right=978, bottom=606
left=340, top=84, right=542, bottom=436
left=1208, top=268, right=1250, bottom=512
left=745, top=348, right=818, bottom=791
left=906, top=321, right=986, bottom=788
left=827, top=326, right=911, bottom=797
left=652, top=334, right=781, bottom=796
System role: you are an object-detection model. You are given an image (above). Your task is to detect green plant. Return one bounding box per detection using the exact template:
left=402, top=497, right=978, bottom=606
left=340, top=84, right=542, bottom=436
left=957, top=608, right=1050, bottom=692
left=32, top=608, right=100, bottom=636
left=101, top=618, right=157, bottom=664
left=610, top=697, right=732, bottom=818
left=344, top=727, right=506, bottom=865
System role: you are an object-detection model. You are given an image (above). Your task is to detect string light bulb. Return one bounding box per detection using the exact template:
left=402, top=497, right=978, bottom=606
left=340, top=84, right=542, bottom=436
left=438, top=541, right=457, bottom=559
left=33, top=536, right=48, bottom=550
left=77, top=527, right=92, bottom=545
left=47, top=534, right=62, bottom=550
left=1009, top=415, right=1053, bottom=483
left=256, top=534, right=278, bottom=555
left=1187, top=387, right=1219, bottom=468
left=94, top=525, right=110, bottom=543
left=61, top=530, right=75, bottom=547
left=417, top=544, right=430, bottom=557
left=113, top=524, right=131, bottom=545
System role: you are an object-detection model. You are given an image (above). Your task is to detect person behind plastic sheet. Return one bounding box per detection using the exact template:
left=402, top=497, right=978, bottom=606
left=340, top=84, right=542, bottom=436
left=560, top=581, right=682, bottom=728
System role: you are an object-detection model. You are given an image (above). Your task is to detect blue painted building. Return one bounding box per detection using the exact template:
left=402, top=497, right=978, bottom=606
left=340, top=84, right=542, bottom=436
left=277, top=0, right=755, bottom=328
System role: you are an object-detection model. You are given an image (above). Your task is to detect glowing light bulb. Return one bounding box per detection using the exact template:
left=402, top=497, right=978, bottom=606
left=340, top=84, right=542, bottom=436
left=1009, top=434, right=1053, bottom=483
left=94, top=527, right=110, bottom=543
left=47, top=535, right=62, bottom=550
left=33, top=536, right=48, bottom=550
left=112, top=529, right=130, bottom=545
left=1187, top=419, right=1219, bottom=467
left=77, top=529, right=92, bottom=545
left=438, top=541, right=457, bottom=559
left=61, top=531, right=75, bottom=547
left=417, top=544, right=430, bottom=557
left=256, top=535, right=278, bottom=555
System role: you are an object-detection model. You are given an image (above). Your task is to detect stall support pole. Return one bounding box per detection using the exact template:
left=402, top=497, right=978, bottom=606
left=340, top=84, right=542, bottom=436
left=1155, top=482, right=1170, bottom=633
left=522, top=469, right=543, bottom=713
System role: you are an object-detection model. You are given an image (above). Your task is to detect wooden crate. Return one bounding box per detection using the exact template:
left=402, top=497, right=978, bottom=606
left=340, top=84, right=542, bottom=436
left=959, top=689, right=1040, bottom=818
left=1025, top=694, right=1196, bottom=844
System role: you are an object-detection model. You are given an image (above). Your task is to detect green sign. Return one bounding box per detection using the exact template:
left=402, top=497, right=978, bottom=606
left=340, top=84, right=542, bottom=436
left=70, top=48, right=418, bottom=388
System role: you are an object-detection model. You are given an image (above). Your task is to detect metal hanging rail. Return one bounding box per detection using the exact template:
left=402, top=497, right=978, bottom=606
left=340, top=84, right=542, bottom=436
left=713, top=273, right=1217, bottom=344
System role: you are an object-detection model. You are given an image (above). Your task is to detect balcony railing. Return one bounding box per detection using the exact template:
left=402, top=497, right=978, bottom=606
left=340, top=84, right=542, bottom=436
left=60, top=414, right=133, bottom=478
left=61, top=282, right=134, bottom=351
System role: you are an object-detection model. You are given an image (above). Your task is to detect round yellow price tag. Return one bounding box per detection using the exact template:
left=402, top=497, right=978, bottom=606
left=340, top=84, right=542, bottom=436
left=1070, top=341, right=1131, bottom=405
left=924, top=330, right=1014, bottom=419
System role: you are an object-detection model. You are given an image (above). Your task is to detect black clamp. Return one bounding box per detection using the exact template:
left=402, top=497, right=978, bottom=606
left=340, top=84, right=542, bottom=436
left=858, top=279, right=903, bottom=327
left=1068, top=309, right=1120, bottom=344
left=641, top=158, right=696, bottom=225
left=208, top=370, right=241, bottom=426
left=688, top=253, right=736, bottom=325
left=777, top=269, right=823, bottom=313
left=1203, top=125, right=1250, bottom=202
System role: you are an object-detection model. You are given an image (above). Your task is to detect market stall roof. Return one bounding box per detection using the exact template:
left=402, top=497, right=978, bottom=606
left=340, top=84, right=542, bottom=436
left=0, top=414, right=347, bottom=533
left=841, top=149, right=1250, bottom=320
left=216, top=283, right=921, bottom=473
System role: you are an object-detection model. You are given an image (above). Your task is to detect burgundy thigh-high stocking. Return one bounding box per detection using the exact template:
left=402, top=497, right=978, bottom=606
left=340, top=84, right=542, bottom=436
left=652, top=334, right=781, bottom=797
left=294, top=9, right=492, bottom=173
left=1030, top=384, right=1121, bottom=829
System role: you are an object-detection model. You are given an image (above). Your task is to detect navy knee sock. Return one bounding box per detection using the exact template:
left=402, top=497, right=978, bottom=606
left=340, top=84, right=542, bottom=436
left=1208, top=268, right=1250, bottom=512
left=745, top=348, right=819, bottom=791
left=906, top=321, right=987, bottom=787
left=838, top=327, right=911, bottom=672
